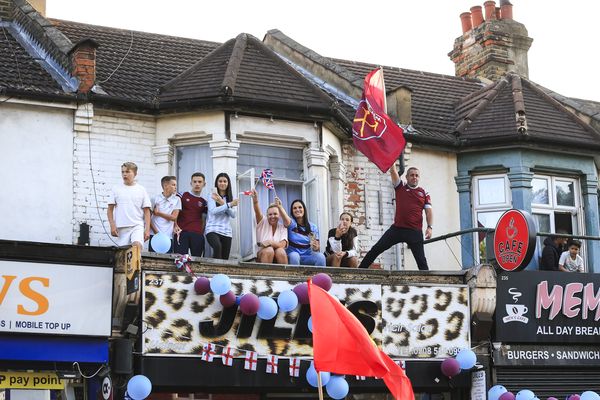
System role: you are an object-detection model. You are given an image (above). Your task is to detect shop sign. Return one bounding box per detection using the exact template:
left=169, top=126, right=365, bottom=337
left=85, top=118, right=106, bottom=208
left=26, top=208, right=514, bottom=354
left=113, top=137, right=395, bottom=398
left=493, top=209, right=537, bottom=272
left=0, top=260, right=112, bottom=336
left=493, top=344, right=600, bottom=366
left=496, top=271, right=600, bottom=343
left=0, top=372, right=64, bottom=389
left=142, top=272, right=470, bottom=359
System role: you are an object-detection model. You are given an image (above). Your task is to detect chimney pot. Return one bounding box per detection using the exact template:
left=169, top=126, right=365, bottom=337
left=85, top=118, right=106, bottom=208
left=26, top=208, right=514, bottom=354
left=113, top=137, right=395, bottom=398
left=484, top=1, right=497, bottom=20
left=470, top=6, right=484, bottom=27
left=500, top=0, right=513, bottom=19
left=460, top=12, right=473, bottom=33
left=495, top=7, right=501, bottom=19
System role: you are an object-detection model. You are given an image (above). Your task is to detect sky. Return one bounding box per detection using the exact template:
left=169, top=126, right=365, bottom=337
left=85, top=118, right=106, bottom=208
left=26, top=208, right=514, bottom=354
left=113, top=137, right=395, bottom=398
left=46, top=0, right=599, bottom=101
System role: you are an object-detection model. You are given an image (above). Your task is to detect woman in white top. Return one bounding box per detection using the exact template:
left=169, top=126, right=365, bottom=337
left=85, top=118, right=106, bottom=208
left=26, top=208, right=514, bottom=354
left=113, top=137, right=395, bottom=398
left=325, top=212, right=359, bottom=268
left=205, top=172, right=238, bottom=259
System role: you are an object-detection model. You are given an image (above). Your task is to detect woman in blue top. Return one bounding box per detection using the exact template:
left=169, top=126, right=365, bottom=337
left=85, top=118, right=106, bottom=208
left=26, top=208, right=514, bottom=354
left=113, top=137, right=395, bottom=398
left=205, top=172, right=238, bottom=259
left=280, top=198, right=325, bottom=266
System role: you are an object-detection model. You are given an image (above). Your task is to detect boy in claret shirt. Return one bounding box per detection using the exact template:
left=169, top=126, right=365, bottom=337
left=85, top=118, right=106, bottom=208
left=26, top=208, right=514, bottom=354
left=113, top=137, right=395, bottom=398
left=174, top=172, right=208, bottom=257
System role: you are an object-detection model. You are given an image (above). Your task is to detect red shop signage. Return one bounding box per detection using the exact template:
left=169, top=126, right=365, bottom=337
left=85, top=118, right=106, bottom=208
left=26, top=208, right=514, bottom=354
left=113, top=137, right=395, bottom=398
left=493, top=209, right=537, bottom=271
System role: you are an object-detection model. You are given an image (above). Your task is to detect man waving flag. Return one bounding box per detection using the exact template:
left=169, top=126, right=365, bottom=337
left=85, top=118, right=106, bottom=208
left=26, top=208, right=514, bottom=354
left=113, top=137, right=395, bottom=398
left=352, top=67, right=406, bottom=173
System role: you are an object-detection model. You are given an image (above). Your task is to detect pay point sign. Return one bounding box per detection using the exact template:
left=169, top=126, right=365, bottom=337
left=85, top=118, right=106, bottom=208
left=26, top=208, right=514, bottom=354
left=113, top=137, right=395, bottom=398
left=0, top=372, right=64, bottom=389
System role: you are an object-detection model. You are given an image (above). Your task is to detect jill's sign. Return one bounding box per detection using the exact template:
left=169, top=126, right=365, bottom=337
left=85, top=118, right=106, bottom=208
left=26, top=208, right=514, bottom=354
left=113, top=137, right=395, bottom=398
left=0, top=260, right=113, bottom=336
left=493, top=209, right=537, bottom=271
left=496, top=271, right=600, bottom=343
left=142, top=272, right=470, bottom=359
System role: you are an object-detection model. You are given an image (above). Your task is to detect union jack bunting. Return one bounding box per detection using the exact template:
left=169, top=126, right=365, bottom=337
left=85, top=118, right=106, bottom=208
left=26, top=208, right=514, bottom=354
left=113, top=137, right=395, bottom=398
left=266, top=355, right=279, bottom=374
left=288, top=357, right=301, bottom=377
left=244, top=350, right=258, bottom=371
left=221, top=346, right=235, bottom=367
left=259, top=169, right=275, bottom=190
left=201, top=343, right=216, bottom=362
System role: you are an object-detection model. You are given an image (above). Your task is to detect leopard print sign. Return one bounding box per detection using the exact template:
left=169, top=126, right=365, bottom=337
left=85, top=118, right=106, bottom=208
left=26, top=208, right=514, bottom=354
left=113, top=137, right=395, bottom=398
left=142, top=272, right=469, bottom=359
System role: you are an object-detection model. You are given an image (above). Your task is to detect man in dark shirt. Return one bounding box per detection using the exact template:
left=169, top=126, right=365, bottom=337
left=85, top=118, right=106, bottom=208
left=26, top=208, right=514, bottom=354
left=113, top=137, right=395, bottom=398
left=539, top=234, right=567, bottom=271
left=359, top=161, right=433, bottom=270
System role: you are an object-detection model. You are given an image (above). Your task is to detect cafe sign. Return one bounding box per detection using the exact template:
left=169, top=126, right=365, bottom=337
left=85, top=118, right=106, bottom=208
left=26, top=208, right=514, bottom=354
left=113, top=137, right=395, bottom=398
left=496, top=271, right=600, bottom=343
left=493, top=209, right=537, bottom=272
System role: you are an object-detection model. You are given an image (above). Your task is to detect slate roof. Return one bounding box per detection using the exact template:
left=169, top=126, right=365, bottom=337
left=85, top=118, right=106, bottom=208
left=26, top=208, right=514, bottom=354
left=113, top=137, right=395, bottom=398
left=51, top=19, right=220, bottom=104
left=332, top=59, right=483, bottom=144
left=454, top=73, right=600, bottom=149
left=159, top=33, right=334, bottom=113
left=0, top=24, right=65, bottom=96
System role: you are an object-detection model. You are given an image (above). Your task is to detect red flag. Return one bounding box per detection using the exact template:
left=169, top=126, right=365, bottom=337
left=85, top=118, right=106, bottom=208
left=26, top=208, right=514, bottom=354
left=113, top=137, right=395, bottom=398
left=307, top=280, right=414, bottom=400
left=352, top=68, right=406, bottom=173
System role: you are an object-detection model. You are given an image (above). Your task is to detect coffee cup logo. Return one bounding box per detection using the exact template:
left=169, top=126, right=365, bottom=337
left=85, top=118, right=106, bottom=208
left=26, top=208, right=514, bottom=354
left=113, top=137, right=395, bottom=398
left=503, top=288, right=529, bottom=323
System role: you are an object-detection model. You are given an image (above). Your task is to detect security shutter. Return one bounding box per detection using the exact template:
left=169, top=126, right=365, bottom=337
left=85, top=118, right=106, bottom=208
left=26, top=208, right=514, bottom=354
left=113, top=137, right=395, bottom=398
left=496, top=367, right=600, bottom=399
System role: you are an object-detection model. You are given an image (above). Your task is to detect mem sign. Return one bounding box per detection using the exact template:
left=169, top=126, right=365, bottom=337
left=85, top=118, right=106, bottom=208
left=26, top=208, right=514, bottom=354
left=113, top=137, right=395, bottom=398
left=493, top=209, right=537, bottom=271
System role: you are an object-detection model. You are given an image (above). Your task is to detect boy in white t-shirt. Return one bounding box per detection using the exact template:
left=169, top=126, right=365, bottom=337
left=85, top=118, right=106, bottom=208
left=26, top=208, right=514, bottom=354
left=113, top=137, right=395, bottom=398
left=149, top=175, right=182, bottom=252
left=558, top=239, right=584, bottom=273
left=107, top=162, right=151, bottom=249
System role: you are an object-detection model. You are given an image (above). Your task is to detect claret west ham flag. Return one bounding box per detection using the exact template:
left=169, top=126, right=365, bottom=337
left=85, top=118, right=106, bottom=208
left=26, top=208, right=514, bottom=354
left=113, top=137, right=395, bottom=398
left=352, top=68, right=406, bottom=173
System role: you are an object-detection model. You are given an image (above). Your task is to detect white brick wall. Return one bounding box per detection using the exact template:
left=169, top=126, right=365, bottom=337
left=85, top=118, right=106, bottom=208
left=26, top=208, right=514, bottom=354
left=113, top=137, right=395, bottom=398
left=72, top=105, right=157, bottom=246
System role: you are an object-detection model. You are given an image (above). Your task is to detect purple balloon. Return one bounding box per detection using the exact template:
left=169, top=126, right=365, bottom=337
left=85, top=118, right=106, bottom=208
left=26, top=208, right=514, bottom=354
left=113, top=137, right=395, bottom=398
left=312, top=273, right=332, bottom=291
left=499, top=392, right=516, bottom=400
left=239, top=293, right=260, bottom=315
left=293, top=283, right=309, bottom=304
left=220, top=291, right=236, bottom=308
left=194, top=277, right=211, bottom=295
left=569, top=396, right=581, bottom=400
left=547, top=398, right=558, bottom=400
left=440, top=358, right=461, bottom=378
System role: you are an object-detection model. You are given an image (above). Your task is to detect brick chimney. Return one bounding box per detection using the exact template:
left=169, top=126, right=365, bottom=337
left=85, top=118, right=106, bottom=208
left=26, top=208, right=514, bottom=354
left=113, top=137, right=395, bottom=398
left=69, top=38, right=99, bottom=94
left=448, top=0, right=533, bottom=81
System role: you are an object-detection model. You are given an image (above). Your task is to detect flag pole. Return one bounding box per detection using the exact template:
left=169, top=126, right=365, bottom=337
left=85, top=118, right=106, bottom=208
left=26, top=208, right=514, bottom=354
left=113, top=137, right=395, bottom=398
left=316, top=370, right=325, bottom=400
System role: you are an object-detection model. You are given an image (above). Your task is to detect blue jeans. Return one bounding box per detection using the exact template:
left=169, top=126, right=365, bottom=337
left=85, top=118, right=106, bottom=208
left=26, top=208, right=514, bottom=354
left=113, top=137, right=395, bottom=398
left=288, top=250, right=326, bottom=266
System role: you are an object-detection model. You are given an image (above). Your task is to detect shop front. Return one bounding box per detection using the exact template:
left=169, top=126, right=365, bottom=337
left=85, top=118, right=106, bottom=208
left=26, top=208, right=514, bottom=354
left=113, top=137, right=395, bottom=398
left=0, top=240, right=115, bottom=400
left=137, top=268, right=473, bottom=399
left=493, top=270, right=600, bottom=398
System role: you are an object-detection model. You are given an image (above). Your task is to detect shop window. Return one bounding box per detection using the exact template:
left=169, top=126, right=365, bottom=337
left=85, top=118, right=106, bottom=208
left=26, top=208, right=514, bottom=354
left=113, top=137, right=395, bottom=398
left=472, top=174, right=511, bottom=263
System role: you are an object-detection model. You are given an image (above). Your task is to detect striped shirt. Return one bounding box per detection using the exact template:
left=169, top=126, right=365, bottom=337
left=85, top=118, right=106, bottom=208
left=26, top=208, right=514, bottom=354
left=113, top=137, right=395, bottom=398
left=205, top=196, right=236, bottom=237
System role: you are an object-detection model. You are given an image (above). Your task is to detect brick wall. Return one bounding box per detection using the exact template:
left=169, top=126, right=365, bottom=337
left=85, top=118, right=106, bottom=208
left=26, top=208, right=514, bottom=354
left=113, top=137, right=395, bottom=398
left=342, top=144, right=398, bottom=269
left=72, top=105, right=157, bottom=246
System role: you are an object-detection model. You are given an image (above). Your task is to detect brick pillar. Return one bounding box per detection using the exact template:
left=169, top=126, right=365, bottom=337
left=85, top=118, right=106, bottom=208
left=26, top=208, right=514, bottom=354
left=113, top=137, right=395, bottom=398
left=69, top=38, right=99, bottom=94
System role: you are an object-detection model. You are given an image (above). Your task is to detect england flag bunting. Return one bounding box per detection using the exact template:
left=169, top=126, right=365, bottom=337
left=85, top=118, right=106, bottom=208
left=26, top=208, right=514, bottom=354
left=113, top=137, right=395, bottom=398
left=244, top=351, right=258, bottom=371
left=355, top=375, right=366, bottom=380
left=221, top=347, right=235, bottom=367
left=266, top=355, right=279, bottom=374
left=201, top=343, right=216, bottom=362
left=288, top=358, right=301, bottom=377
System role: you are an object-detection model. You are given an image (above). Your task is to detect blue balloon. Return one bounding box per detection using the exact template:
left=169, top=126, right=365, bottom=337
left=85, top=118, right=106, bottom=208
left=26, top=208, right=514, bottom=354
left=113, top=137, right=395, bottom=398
left=516, top=390, right=535, bottom=400
left=308, top=316, right=313, bottom=333
left=326, top=376, right=349, bottom=399
left=456, top=348, right=477, bottom=370
left=150, top=232, right=171, bottom=254
left=127, top=375, right=152, bottom=400
left=277, top=290, right=299, bottom=312
left=581, top=392, right=600, bottom=400
left=306, top=363, right=330, bottom=387
left=488, top=385, right=508, bottom=400
left=257, top=296, right=278, bottom=320
left=210, top=274, right=231, bottom=295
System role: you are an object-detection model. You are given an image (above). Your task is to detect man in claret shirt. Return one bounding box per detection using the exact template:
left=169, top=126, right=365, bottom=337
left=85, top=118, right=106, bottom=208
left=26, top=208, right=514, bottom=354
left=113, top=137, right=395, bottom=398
left=174, top=172, right=208, bottom=257
left=359, top=160, right=433, bottom=271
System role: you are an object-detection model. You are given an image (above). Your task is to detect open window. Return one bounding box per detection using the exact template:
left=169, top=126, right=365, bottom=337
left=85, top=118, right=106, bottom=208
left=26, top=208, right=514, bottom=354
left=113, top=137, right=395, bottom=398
left=303, top=175, right=322, bottom=246
left=237, top=168, right=256, bottom=261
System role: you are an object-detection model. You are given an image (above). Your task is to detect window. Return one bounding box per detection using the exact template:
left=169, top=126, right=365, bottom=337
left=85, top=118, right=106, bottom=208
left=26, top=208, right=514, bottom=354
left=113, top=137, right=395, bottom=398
left=237, top=144, right=304, bottom=260
left=531, top=175, right=582, bottom=265
left=176, top=144, right=213, bottom=198
left=472, top=174, right=511, bottom=263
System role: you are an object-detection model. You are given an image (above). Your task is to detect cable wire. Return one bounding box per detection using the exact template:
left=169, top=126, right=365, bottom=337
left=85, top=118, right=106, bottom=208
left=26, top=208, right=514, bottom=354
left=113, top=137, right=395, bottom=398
left=97, top=30, right=134, bottom=84
left=72, top=362, right=105, bottom=379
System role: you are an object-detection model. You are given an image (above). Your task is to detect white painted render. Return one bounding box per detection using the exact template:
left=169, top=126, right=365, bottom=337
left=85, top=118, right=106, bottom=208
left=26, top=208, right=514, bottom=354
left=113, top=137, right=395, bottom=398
left=0, top=101, right=74, bottom=244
